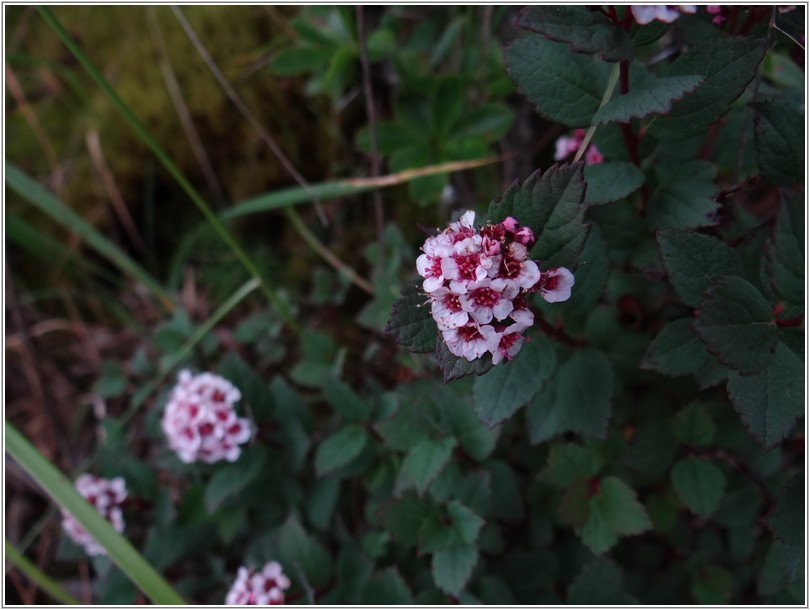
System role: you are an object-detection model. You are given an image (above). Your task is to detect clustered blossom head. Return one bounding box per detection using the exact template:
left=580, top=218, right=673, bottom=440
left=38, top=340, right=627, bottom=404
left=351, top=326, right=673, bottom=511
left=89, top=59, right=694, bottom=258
left=61, top=475, right=127, bottom=556
left=416, top=211, right=574, bottom=365
left=162, top=370, right=253, bottom=464
left=225, top=561, right=291, bottom=605
left=554, top=129, right=604, bottom=166
left=630, top=4, right=696, bottom=24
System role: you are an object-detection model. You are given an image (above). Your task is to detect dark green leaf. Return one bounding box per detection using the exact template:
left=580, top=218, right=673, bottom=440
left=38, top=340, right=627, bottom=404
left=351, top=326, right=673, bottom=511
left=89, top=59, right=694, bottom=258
left=765, top=196, right=804, bottom=304
left=646, top=37, right=768, bottom=139
left=558, top=477, right=591, bottom=528
left=694, top=276, right=778, bottom=374
left=505, top=36, right=610, bottom=127
left=375, top=404, right=431, bottom=452
left=321, top=377, right=371, bottom=422
left=277, top=515, right=332, bottom=590
left=380, top=491, right=438, bottom=547
left=764, top=475, right=805, bottom=582
left=691, top=566, right=733, bottom=604
left=527, top=348, right=614, bottom=442
left=306, top=476, right=341, bottom=530
left=751, top=99, right=804, bottom=187
left=576, top=476, right=652, bottom=554
left=473, top=336, right=556, bottom=427
left=270, top=46, right=333, bottom=76
left=568, top=557, right=637, bottom=604
left=432, top=77, right=464, bottom=138
left=396, top=437, right=457, bottom=495
left=432, top=544, right=478, bottom=597
left=671, top=403, right=716, bottom=446
left=456, top=104, right=514, bottom=140
left=314, top=424, right=368, bottom=476
left=728, top=342, right=804, bottom=449
left=584, top=162, right=645, bottom=206
left=435, top=339, right=493, bottom=383
left=361, top=568, right=413, bottom=604
left=543, top=443, right=604, bottom=488
left=434, top=386, right=498, bottom=461
left=488, top=163, right=589, bottom=270
left=517, top=6, right=634, bottom=61
left=647, top=161, right=720, bottom=230
left=384, top=282, right=437, bottom=354
left=487, top=460, right=524, bottom=521
left=593, top=75, right=704, bottom=124
left=217, top=353, right=274, bottom=423
left=671, top=456, right=726, bottom=518
left=657, top=230, right=745, bottom=308
left=641, top=318, right=712, bottom=377
left=557, top=225, right=610, bottom=322
left=94, top=361, right=129, bottom=398
left=204, top=445, right=268, bottom=514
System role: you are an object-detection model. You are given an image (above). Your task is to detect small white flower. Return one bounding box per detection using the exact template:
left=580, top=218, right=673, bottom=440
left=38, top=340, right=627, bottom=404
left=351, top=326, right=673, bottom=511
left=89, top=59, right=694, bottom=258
left=539, top=267, right=576, bottom=303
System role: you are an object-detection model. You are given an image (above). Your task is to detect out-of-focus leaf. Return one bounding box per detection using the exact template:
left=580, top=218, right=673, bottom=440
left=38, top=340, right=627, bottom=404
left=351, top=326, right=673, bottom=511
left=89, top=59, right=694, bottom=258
left=361, top=568, right=413, bottom=604
left=568, top=557, right=637, bottom=604
left=671, top=403, right=716, bottom=446
left=765, top=196, right=804, bottom=304
left=396, top=437, right=457, bottom=495
left=543, top=443, right=604, bottom=488
left=321, top=377, right=371, bottom=422
left=576, top=476, right=652, bottom=554
left=764, top=474, right=805, bottom=582
left=670, top=456, right=726, bottom=518
left=204, top=445, right=268, bottom=514
left=277, top=515, right=332, bottom=590
left=432, top=544, right=478, bottom=597
left=692, top=566, right=733, bottom=604
left=314, top=424, right=368, bottom=476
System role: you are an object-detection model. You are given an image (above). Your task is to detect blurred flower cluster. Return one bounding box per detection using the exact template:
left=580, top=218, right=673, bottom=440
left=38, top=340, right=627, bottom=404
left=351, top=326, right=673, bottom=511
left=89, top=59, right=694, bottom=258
left=61, top=475, right=127, bottom=556
left=225, top=561, right=291, bottom=605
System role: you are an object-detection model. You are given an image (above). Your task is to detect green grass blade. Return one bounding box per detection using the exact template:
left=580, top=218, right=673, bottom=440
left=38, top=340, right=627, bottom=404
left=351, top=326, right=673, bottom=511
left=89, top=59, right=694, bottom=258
left=5, top=422, right=186, bottom=605
left=36, top=6, right=299, bottom=332
left=5, top=163, right=174, bottom=311
left=5, top=537, right=81, bottom=605
left=121, top=276, right=262, bottom=425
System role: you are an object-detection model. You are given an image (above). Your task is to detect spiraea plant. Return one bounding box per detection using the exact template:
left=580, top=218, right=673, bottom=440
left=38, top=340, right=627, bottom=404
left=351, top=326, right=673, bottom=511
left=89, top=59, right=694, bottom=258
left=384, top=5, right=804, bottom=603
left=5, top=5, right=803, bottom=606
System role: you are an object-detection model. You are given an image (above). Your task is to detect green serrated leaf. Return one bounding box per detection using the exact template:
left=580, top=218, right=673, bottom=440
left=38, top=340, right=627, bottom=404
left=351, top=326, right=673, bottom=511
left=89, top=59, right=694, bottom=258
left=766, top=196, right=804, bottom=304
left=396, top=437, right=457, bottom=495
left=657, top=230, right=745, bottom=308
left=671, top=456, right=726, bottom=518
left=489, top=164, right=588, bottom=270
left=435, top=339, right=494, bottom=383
left=361, top=567, right=414, bottom=604
left=728, top=342, right=804, bottom=449
left=505, top=36, right=611, bottom=127
left=527, top=348, right=614, bottom=442
left=432, top=544, right=478, bottom=597
left=647, top=161, right=720, bottom=230
left=557, top=225, right=610, bottom=322
left=447, top=501, right=485, bottom=545
left=543, top=443, right=605, bottom=488
left=473, top=336, right=556, bottom=427
left=646, top=37, right=768, bottom=139
left=277, top=515, right=332, bottom=590
left=380, top=491, right=439, bottom=547
left=694, top=276, right=778, bottom=374
left=321, top=377, right=371, bottom=422
left=584, top=162, right=645, bottom=206
left=384, top=281, right=437, bottom=354
left=594, top=75, right=704, bottom=124
left=314, top=424, right=368, bottom=476
left=641, top=318, right=712, bottom=377
left=576, top=476, right=651, bottom=554
left=568, top=557, right=637, bottom=604
left=672, top=403, right=716, bottom=446
left=751, top=99, right=804, bottom=187
left=375, top=404, right=432, bottom=452
left=204, top=445, right=268, bottom=514
left=764, top=474, right=804, bottom=582
left=434, top=386, right=498, bottom=461
left=517, top=6, right=634, bottom=61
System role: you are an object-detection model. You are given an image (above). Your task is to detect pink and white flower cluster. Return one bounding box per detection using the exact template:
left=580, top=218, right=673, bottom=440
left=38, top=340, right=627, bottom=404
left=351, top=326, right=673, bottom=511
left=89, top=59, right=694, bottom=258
left=416, top=211, right=574, bottom=364
left=630, top=5, right=696, bottom=24
left=554, top=129, right=603, bottom=165
left=225, top=561, right=291, bottom=605
left=162, top=370, right=253, bottom=464
left=61, top=475, right=127, bottom=556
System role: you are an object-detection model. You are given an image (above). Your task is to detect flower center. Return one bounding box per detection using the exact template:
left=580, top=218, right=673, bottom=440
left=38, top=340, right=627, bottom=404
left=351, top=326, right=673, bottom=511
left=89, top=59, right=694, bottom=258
left=470, top=287, right=501, bottom=308
left=544, top=274, right=559, bottom=290
left=455, top=254, right=480, bottom=280
left=442, top=293, right=463, bottom=312
left=458, top=325, right=482, bottom=341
